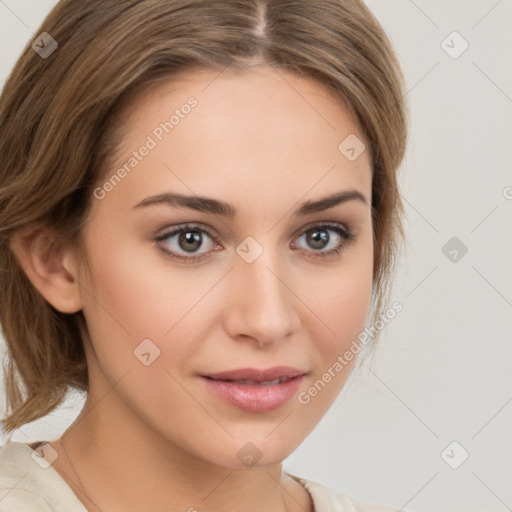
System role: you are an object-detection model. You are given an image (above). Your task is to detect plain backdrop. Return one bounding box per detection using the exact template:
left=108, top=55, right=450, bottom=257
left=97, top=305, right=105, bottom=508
left=1, top=1, right=511, bottom=511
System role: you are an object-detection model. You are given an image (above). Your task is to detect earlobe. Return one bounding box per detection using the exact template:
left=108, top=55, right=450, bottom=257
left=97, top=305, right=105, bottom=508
left=10, top=226, right=83, bottom=314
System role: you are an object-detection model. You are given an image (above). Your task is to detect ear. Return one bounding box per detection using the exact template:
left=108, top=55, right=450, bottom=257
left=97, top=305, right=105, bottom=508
left=10, top=225, right=83, bottom=314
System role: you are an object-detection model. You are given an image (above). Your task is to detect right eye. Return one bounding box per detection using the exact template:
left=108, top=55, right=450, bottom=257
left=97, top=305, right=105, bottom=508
left=154, top=223, right=221, bottom=263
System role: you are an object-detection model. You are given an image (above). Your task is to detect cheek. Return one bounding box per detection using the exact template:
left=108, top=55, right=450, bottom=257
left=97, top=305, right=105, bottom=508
left=78, top=240, right=218, bottom=433
left=78, top=223, right=218, bottom=373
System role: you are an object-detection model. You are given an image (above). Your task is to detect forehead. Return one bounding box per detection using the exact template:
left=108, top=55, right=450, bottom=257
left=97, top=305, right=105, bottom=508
left=98, top=66, right=372, bottom=211
left=122, top=65, right=365, bottom=140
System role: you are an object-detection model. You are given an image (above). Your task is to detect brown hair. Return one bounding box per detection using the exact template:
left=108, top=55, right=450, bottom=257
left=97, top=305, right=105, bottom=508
left=0, top=0, right=408, bottom=433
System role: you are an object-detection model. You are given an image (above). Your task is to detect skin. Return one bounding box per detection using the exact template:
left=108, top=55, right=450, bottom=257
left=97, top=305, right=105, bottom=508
left=14, top=65, right=373, bottom=512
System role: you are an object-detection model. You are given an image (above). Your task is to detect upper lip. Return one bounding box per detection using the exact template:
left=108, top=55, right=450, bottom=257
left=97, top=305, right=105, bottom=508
left=200, top=366, right=307, bottom=382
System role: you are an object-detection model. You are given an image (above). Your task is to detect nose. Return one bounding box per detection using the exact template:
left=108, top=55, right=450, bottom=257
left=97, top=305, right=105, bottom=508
left=222, top=248, right=300, bottom=348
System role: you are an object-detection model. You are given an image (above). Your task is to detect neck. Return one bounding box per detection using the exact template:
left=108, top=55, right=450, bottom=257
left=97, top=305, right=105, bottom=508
left=50, top=388, right=310, bottom=512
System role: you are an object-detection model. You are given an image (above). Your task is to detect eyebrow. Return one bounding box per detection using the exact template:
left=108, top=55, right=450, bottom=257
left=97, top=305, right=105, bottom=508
left=132, top=189, right=367, bottom=217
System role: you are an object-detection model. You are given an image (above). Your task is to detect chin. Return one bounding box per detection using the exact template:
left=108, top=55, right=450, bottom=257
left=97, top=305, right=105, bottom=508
left=207, top=429, right=305, bottom=470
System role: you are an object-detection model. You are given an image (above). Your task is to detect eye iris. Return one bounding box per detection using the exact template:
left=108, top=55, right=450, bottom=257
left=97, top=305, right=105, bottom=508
left=307, top=229, right=329, bottom=249
left=179, top=230, right=202, bottom=252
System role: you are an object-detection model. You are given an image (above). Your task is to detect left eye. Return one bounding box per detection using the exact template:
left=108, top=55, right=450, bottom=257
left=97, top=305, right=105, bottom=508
left=292, top=224, right=354, bottom=256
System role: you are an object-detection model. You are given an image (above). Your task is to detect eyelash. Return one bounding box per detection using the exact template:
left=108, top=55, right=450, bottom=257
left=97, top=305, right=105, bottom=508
left=154, top=222, right=356, bottom=263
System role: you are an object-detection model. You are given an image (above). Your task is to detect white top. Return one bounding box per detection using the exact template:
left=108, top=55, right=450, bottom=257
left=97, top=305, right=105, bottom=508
left=0, top=441, right=399, bottom=511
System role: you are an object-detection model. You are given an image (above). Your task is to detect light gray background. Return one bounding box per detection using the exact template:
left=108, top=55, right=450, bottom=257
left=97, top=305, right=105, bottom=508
left=1, top=1, right=511, bottom=511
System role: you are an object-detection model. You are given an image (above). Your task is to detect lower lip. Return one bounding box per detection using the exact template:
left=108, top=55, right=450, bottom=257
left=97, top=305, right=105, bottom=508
left=200, top=375, right=305, bottom=412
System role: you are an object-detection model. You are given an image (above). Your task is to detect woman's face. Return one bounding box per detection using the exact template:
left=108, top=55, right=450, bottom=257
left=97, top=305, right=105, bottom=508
left=75, top=65, right=373, bottom=467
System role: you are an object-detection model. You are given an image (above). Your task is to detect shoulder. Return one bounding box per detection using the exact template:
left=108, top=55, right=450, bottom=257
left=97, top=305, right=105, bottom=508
left=287, top=473, right=400, bottom=512
left=0, top=440, right=86, bottom=512
left=0, top=441, right=52, bottom=511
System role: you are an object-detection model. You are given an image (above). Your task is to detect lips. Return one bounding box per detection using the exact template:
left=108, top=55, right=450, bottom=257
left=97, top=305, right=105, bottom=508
left=199, top=366, right=307, bottom=412
left=200, top=366, right=306, bottom=383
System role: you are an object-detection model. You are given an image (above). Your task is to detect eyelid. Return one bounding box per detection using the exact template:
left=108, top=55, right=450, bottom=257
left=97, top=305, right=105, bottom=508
left=155, top=222, right=221, bottom=245
left=290, top=221, right=355, bottom=259
left=289, top=219, right=352, bottom=240
left=154, top=220, right=355, bottom=262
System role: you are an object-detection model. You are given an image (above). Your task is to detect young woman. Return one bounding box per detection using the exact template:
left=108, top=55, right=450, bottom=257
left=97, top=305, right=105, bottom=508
left=0, top=1, right=407, bottom=510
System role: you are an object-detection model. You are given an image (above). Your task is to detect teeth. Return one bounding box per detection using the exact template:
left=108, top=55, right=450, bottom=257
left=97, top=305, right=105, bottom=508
left=228, top=377, right=290, bottom=385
